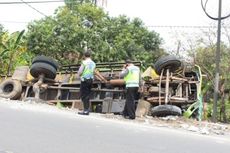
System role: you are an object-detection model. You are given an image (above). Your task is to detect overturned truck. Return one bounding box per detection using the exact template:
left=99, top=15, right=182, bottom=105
left=0, top=55, right=203, bottom=119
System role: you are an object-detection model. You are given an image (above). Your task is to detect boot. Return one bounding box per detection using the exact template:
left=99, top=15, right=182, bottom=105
left=78, top=110, right=89, bottom=115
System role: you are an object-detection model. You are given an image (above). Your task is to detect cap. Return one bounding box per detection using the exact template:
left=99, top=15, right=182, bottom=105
left=84, top=51, right=91, bottom=57
left=125, top=59, right=132, bottom=64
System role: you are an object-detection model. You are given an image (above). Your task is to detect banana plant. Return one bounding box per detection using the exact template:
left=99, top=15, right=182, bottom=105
left=0, top=30, right=25, bottom=75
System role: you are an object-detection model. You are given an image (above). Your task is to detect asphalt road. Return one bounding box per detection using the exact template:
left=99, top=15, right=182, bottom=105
left=0, top=101, right=229, bottom=153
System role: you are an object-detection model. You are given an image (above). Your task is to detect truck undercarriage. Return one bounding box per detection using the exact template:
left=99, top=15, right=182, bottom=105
left=0, top=55, right=203, bottom=119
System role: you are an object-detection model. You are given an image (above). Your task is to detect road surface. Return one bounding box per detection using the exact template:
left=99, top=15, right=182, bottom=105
left=0, top=100, right=229, bottom=153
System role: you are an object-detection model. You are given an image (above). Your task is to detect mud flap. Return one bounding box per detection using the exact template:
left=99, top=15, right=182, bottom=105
left=135, top=99, right=151, bottom=117
left=102, top=98, right=125, bottom=113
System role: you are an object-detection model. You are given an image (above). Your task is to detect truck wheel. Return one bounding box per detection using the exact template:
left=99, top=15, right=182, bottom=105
left=30, top=62, right=57, bottom=79
left=32, top=55, right=59, bottom=70
left=154, top=55, right=183, bottom=75
left=0, top=79, right=22, bottom=100
left=151, top=105, right=182, bottom=117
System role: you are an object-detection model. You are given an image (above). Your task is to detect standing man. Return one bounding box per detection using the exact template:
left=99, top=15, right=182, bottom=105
left=120, top=59, right=140, bottom=119
left=77, top=51, right=96, bottom=115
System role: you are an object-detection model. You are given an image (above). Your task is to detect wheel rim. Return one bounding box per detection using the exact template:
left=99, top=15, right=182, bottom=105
left=3, top=84, right=14, bottom=93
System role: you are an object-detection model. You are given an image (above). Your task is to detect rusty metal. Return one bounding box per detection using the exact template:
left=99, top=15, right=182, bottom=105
left=109, top=79, right=125, bottom=85
left=33, top=74, right=44, bottom=99
left=95, top=69, right=108, bottom=83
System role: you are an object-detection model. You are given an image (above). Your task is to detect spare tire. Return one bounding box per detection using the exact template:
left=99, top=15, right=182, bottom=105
left=30, top=62, right=57, bottom=79
left=0, top=79, right=22, bottom=100
left=154, top=55, right=182, bottom=75
left=151, top=105, right=182, bottom=117
left=32, top=55, right=59, bottom=70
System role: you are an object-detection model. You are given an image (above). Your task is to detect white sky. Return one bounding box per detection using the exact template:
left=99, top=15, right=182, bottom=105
left=107, top=0, right=209, bottom=26
left=0, top=0, right=230, bottom=50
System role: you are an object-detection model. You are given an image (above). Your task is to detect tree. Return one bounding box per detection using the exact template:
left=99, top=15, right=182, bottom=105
left=166, top=25, right=230, bottom=122
left=26, top=3, right=163, bottom=67
left=0, top=30, right=28, bottom=75
left=0, top=24, right=7, bottom=74
left=183, top=27, right=230, bottom=122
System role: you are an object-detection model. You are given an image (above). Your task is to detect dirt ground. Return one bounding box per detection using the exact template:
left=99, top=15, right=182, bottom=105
left=100, top=112, right=230, bottom=136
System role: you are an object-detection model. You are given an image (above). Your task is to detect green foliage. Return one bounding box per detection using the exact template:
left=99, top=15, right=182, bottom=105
left=0, top=24, right=4, bottom=35
left=64, top=0, right=95, bottom=9
left=205, top=99, right=230, bottom=122
left=195, top=43, right=230, bottom=89
left=0, top=30, right=30, bottom=75
left=192, top=39, right=230, bottom=122
left=26, top=3, right=163, bottom=67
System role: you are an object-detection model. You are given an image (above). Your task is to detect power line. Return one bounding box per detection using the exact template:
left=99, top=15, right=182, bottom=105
left=147, top=25, right=230, bottom=29
left=20, top=0, right=48, bottom=17
left=201, top=0, right=230, bottom=20
left=2, top=21, right=230, bottom=29
left=0, top=0, right=64, bottom=4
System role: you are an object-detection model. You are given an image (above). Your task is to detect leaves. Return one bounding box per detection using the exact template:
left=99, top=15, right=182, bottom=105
left=26, top=4, right=163, bottom=67
left=0, top=29, right=28, bottom=75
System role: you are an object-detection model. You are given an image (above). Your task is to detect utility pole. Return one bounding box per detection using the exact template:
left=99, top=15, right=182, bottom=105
left=201, top=0, right=230, bottom=122
left=213, top=0, right=222, bottom=122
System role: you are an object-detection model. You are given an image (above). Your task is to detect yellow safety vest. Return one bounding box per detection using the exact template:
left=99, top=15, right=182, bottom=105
left=124, top=65, right=140, bottom=87
left=81, top=59, right=96, bottom=80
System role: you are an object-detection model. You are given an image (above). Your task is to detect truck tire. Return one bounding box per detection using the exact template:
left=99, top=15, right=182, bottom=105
left=151, top=105, right=182, bottom=117
left=0, top=79, right=22, bottom=100
left=154, top=55, right=182, bottom=75
left=30, top=62, right=57, bottom=79
left=32, top=55, right=59, bottom=70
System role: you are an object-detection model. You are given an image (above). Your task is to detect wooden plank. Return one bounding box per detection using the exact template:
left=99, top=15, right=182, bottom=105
left=47, top=100, right=81, bottom=103
left=47, top=86, right=124, bottom=92
left=147, top=96, right=190, bottom=103
left=165, top=69, right=170, bottom=104
left=47, top=99, right=104, bottom=103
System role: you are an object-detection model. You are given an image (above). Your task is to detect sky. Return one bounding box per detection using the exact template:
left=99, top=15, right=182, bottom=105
left=0, top=0, right=230, bottom=50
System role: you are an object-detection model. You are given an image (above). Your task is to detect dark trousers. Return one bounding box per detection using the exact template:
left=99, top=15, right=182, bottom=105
left=80, top=79, right=93, bottom=111
left=123, top=87, right=139, bottom=119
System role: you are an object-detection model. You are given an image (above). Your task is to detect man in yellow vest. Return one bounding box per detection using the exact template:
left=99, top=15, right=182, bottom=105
left=77, top=51, right=96, bottom=115
left=120, top=59, right=141, bottom=119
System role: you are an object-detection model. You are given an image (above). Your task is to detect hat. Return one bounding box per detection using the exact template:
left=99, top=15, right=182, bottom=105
left=125, top=59, right=132, bottom=64
left=84, top=51, right=91, bottom=57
